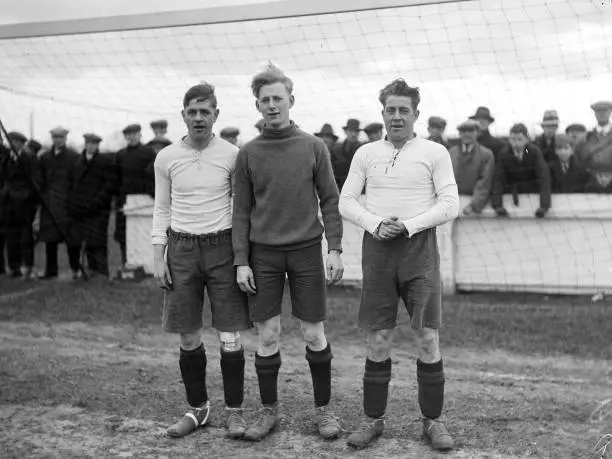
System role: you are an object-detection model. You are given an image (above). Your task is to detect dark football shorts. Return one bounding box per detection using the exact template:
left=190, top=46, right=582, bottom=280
left=248, top=242, right=326, bottom=324
left=162, top=228, right=249, bottom=334
left=359, top=227, right=442, bottom=331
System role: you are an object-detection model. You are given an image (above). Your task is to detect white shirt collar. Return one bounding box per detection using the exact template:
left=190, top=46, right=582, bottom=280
left=597, top=123, right=611, bottom=135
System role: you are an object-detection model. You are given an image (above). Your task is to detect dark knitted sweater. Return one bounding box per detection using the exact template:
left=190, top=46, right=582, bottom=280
left=232, top=122, right=342, bottom=266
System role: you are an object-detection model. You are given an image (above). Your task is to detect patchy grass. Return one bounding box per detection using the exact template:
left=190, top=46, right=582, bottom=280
left=1, top=274, right=611, bottom=458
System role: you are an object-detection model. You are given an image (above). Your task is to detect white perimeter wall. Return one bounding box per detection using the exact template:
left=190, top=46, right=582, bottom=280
left=125, top=193, right=612, bottom=295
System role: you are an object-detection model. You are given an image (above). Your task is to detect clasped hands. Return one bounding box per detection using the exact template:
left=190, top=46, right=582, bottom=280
left=374, top=216, right=408, bottom=241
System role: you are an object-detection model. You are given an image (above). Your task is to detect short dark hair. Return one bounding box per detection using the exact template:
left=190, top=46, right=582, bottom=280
left=251, top=63, right=294, bottom=98
left=183, top=83, right=217, bottom=108
left=509, top=123, right=529, bottom=138
left=379, top=79, right=420, bottom=110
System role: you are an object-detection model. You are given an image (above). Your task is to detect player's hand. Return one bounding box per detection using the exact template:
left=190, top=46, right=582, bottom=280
left=326, top=250, right=344, bottom=285
left=237, top=265, right=256, bottom=295
left=377, top=216, right=404, bottom=240
left=154, top=256, right=172, bottom=290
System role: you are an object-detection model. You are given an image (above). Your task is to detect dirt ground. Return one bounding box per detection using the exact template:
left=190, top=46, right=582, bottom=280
left=1, top=273, right=611, bottom=458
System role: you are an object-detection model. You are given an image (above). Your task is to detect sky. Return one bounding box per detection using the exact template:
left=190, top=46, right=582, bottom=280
left=0, top=0, right=611, bottom=150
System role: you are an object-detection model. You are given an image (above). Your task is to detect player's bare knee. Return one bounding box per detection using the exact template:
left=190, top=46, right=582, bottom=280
left=180, top=331, right=202, bottom=351
left=218, top=331, right=242, bottom=352
left=415, top=328, right=440, bottom=362
left=367, top=329, right=393, bottom=362
left=256, top=318, right=281, bottom=353
left=300, top=321, right=326, bottom=350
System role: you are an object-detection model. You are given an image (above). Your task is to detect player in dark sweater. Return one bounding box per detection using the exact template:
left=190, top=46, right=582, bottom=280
left=232, top=63, right=344, bottom=442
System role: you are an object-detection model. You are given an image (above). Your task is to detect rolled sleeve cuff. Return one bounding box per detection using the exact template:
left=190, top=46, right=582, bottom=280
left=233, top=252, right=249, bottom=267
left=363, top=214, right=384, bottom=235
left=326, top=237, right=343, bottom=253
left=401, top=218, right=417, bottom=239
left=152, top=234, right=168, bottom=245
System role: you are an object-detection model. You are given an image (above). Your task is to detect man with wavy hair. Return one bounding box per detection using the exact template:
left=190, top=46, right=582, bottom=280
left=340, top=78, right=459, bottom=451
left=232, top=63, right=344, bottom=442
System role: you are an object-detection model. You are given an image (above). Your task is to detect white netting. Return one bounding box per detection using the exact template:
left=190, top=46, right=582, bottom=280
left=1, top=0, right=611, bottom=294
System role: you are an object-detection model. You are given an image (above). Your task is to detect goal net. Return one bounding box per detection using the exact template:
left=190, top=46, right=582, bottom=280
left=1, top=0, right=611, bottom=294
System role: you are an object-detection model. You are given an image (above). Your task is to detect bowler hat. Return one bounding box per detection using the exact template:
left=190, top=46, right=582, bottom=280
left=343, top=118, right=361, bottom=131
left=315, top=124, right=338, bottom=141
left=469, top=107, right=495, bottom=123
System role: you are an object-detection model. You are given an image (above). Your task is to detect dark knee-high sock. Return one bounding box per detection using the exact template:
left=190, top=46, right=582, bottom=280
left=305, top=343, right=333, bottom=407
left=417, top=359, right=444, bottom=419
left=220, top=347, right=245, bottom=408
left=179, top=344, right=208, bottom=408
left=255, top=352, right=281, bottom=406
left=363, top=358, right=392, bottom=419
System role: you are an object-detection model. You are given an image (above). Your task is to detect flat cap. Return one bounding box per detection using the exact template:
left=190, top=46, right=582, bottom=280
left=428, top=116, right=447, bottom=129
left=220, top=127, right=240, bottom=137
left=457, top=119, right=480, bottom=131
left=364, top=122, right=383, bottom=134
left=150, top=119, right=168, bottom=129
left=50, top=126, right=69, bottom=137
left=7, top=131, right=27, bottom=143
left=590, top=101, right=612, bottom=111
left=25, top=139, right=42, bottom=154
left=122, top=123, right=142, bottom=134
left=565, top=123, right=587, bottom=133
left=83, top=133, right=102, bottom=143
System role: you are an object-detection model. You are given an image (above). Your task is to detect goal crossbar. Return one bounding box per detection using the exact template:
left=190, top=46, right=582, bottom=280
left=0, top=0, right=474, bottom=39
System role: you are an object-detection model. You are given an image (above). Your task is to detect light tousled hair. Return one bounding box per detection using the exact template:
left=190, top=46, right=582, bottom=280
left=251, top=62, right=294, bottom=98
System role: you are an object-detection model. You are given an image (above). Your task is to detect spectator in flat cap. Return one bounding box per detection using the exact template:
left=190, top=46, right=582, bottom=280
left=574, top=101, right=612, bottom=187
left=67, top=133, right=116, bottom=279
left=147, top=119, right=172, bottom=152
left=220, top=127, right=240, bottom=146
left=115, top=123, right=157, bottom=268
left=427, top=116, right=448, bottom=149
left=38, top=126, right=83, bottom=279
left=535, top=110, right=560, bottom=167
left=25, top=139, right=42, bottom=155
left=363, top=122, right=383, bottom=143
left=331, top=118, right=362, bottom=190
left=314, top=123, right=339, bottom=152
left=448, top=119, right=494, bottom=215
left=0, top=131, right=41, bottom=279
left=565, top=123, right=587, bottom=149
left=549, top=133, right=590, bottom=194
left=490, top=123, right=551, bottom=218
left=469, top=106, right=506, bottom=160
